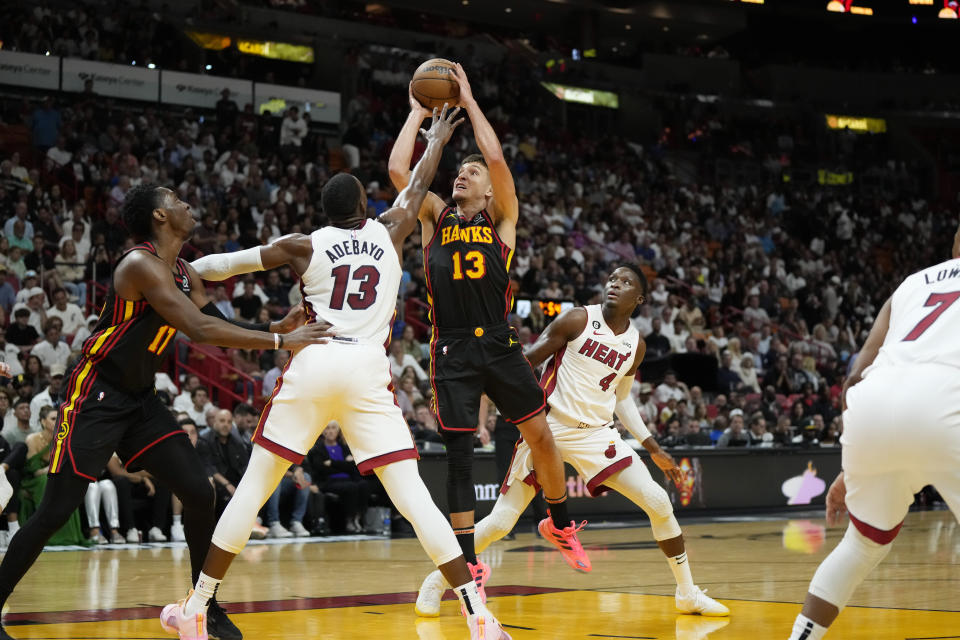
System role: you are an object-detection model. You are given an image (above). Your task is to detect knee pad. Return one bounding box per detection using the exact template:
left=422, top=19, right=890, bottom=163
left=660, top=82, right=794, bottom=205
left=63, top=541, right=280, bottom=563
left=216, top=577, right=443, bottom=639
left=808, top=524, right=893, bottom=610
left=442, top=431, right=476, bottom=513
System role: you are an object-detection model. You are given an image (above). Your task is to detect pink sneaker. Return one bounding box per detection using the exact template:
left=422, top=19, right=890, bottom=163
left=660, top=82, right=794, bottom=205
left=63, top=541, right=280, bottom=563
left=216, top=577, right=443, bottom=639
left=160, top=592, right=207, bottom=640
left=468, top=613, right=512, bottom=640
left=538, top=517, right=591, bottom=573
left=460, top=561, right=491, bottom=616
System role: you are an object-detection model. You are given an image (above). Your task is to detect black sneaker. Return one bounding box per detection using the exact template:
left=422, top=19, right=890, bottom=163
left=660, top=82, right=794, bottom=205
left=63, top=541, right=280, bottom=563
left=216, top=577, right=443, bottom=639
left=207, top=600, right=243, bottom=640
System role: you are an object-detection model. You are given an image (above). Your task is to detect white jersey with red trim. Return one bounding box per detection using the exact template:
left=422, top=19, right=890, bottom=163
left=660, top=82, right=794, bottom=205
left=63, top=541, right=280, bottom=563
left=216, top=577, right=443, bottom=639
left=869, top=257, right=960, bottom=372
left=300, top=220, right=400, bottom=346
left=539, top=305, right=640, bottom=428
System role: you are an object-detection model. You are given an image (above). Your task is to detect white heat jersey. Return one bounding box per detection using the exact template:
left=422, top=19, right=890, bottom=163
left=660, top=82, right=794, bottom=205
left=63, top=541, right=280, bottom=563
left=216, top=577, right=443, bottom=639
left=299, top=220, right=400, bottom=346
left=540, top=305, right=640, bottom=428
left=869, top=257, right=960, bottom=372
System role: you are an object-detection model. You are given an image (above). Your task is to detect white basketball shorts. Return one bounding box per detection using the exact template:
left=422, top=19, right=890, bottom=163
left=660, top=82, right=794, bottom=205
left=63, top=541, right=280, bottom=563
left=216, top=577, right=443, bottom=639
left=500, top=414, right=636, bottom=497
left=841, top=362, right=960, bottom=541
left=252, top=341, right=418, bottom=474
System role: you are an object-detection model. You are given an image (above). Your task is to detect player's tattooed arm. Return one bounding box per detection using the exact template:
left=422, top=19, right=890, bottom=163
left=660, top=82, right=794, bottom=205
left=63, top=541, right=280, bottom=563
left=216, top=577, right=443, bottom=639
left=523, top=307, right=589, bottom=371
left=841, top=296, right=891, bottom=410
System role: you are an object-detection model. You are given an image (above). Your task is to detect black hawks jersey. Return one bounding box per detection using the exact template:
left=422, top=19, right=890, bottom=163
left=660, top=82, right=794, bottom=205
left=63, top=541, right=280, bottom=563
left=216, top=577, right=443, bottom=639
left=423, top=207, right=514, bottom=328
left=76, top=242, right=191, bottom=394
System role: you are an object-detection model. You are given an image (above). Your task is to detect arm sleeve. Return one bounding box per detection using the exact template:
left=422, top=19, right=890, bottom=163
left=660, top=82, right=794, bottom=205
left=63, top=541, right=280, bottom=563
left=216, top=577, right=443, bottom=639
left=200, top=301, right=270, bottom=333
left=614, top=375, right=653, bottom=443
left=190, top=247, right=264, bottom=281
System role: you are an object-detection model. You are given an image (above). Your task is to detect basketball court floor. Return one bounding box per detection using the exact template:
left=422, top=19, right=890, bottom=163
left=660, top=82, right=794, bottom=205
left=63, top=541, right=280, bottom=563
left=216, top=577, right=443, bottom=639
left=1, top=509, right=956, bottom=639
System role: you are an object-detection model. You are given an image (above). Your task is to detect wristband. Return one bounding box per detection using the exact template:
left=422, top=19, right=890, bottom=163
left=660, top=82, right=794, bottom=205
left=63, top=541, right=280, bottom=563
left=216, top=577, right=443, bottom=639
left=274, top=333, right=280, bottom=349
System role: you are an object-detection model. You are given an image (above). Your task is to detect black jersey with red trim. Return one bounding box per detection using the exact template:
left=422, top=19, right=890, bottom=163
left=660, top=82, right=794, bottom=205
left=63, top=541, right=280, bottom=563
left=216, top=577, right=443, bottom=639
left=423, top=207, right=514, bottom=328
left=78, top=242, right=191, bottom=394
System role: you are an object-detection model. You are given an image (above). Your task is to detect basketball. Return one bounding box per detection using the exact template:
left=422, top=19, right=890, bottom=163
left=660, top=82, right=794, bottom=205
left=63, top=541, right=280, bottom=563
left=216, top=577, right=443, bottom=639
left=411, top=58, right=460, bottom=110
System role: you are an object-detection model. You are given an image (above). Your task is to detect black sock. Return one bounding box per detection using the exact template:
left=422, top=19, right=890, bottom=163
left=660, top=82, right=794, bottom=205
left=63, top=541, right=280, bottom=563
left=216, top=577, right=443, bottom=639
left=546, top=493, right=570, bottom=530
left=453, top=527, right=477, bottom=564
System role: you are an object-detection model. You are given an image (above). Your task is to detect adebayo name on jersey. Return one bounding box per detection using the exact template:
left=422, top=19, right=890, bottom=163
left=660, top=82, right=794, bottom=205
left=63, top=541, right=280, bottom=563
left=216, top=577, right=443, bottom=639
left=325, top=239, right=386, bottom=263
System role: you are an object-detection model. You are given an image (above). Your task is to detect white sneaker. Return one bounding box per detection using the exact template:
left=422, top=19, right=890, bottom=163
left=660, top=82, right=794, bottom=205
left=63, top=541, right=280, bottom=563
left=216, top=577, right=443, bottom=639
left=289, top=521, right=310, bottom=537
left=268, top=522, right=293, bottom=539
left=126, top=528, right=140, bottom=543
left=148, top=526, right=167, bottom=542
left=676, top=616, right=730, bottom=640
left=676, top=585, right=730, bottom=617
left=170, top=522, right=186, bottom=542
left=0, top=473, right=12, bottom=511
left=415, top=569, right=448, bottom=617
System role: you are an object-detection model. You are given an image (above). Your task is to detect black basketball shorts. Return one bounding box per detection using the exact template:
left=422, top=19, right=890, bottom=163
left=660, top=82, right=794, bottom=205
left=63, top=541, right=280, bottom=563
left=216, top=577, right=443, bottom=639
left=429, top=323, right=546, bottom=431
left=50, top=365, right=185, bottom=481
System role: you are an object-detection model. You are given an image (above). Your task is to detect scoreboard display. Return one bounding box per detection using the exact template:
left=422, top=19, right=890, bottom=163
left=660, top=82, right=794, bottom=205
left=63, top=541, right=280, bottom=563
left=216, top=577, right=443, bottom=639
left=730, top=0, right=958, bottom=19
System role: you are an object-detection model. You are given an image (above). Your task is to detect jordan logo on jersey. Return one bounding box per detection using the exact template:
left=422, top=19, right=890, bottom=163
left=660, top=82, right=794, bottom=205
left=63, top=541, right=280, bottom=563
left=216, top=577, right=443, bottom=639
left=578, top=338, right=631, bottom=371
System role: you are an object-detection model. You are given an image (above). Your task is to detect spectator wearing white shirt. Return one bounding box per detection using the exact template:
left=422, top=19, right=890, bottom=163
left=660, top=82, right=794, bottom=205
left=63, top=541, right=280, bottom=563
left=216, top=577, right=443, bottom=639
left=3, top=203, right=34, bottom=242
left=184, top=387, right=216, bottom=428
left=388, top=340, right=427, bottom=382
left=212, top=284, right=235, bottom=320
left=173, top=374, right=203, bottom=413
left=29, top=364, right=65, bottom=430
left=46, top=288, right=85, bottom=336
left=71, top=314, right=99, bottom=351
left=280, top=107, right=307, bottom=148
left=262, top=350, right=289, bottom=396
left=634, top=382, right=659, bottom=425
left=31, top=323, right=70, bottom=372
left=654, top=370, right=689, bottom=405
left=46, top=137, right=72, bottom=168
left=743, top=294, right=771, bottom=331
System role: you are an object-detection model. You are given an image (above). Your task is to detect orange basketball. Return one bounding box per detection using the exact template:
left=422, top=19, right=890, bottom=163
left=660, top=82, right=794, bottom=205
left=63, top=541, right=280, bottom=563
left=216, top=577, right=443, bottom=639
left=410, top=58, right=460, bottom=110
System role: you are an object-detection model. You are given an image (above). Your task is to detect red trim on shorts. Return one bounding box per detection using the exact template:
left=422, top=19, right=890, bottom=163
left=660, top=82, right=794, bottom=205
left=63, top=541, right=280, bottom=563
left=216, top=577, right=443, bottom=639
left=65, top=368, right=99, bottom=478
left=499, top=437, right=523, bottom=495
left=521, top=471, right=542, bottom=494
left=504, top=399, right=546, bottom=425
left=123, top=430, right=186, bottom=469
left=252, top=432, right=306, bottom=464
left=252, top=353, right=296, bottom=443
left=428, top=330, right=448, bottom=430
left=586, top=457, right=633, bottom=497
left=539, top=346, right=567, bottom=396
left=849, top=511, right=903, bottom=545
left=356, top=447, right=420, bottom=476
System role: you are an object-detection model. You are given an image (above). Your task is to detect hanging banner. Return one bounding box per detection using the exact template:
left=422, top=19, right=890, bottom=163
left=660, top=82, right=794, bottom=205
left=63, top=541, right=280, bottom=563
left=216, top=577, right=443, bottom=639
left=161, top=71, right=253, bottom=110
left=62, top=58, right=158, bottom=101
left=0, top=51, right=60, bottom=90
left=254, top=82, right=340, bottom=123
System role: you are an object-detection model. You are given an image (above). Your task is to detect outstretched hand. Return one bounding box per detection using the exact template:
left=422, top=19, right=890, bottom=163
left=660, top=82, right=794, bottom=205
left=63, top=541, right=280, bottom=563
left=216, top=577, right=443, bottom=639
left=408, top=82, right=431, bottom=119
left=448, top=63, right=475, bottom=107
left=274, top=303, right=308, bottom=334
left=419, top=102, right=465, bottom=146
left=652, top=450, right=686, bottom=486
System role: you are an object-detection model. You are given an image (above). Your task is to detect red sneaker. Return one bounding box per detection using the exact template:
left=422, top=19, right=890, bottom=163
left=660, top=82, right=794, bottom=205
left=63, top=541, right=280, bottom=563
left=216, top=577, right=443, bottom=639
left=538, top=517, right=591, bottom=572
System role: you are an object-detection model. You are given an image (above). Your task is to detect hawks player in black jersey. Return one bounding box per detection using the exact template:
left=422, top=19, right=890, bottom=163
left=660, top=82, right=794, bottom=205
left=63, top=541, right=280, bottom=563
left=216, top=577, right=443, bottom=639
left=389, top=64, right=589, bottom=599
left=0, top=185, right=330, bottom=640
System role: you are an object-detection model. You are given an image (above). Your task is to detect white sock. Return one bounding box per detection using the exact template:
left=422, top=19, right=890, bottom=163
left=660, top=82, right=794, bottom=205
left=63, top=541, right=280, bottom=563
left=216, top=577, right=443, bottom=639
left=173, top=515, right=182, bottom=526
left=183, top=571, right=221, bottom=617
left=454, top=580, right=486, bottom=618
left=788, top=614, right=828, bottom=640
left=667, top=551, right=694, bottom=590
left=7, top=520, right=20, bottom=535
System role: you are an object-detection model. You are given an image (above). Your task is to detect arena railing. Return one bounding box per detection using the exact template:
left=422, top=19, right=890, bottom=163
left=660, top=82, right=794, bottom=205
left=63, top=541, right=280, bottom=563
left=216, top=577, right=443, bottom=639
left=172, top=338, right=262, bottom=411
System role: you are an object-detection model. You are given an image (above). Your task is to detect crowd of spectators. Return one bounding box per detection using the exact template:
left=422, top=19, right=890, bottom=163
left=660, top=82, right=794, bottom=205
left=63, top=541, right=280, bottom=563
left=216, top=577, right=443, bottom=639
left=0, top=2, right=956, bottom=543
